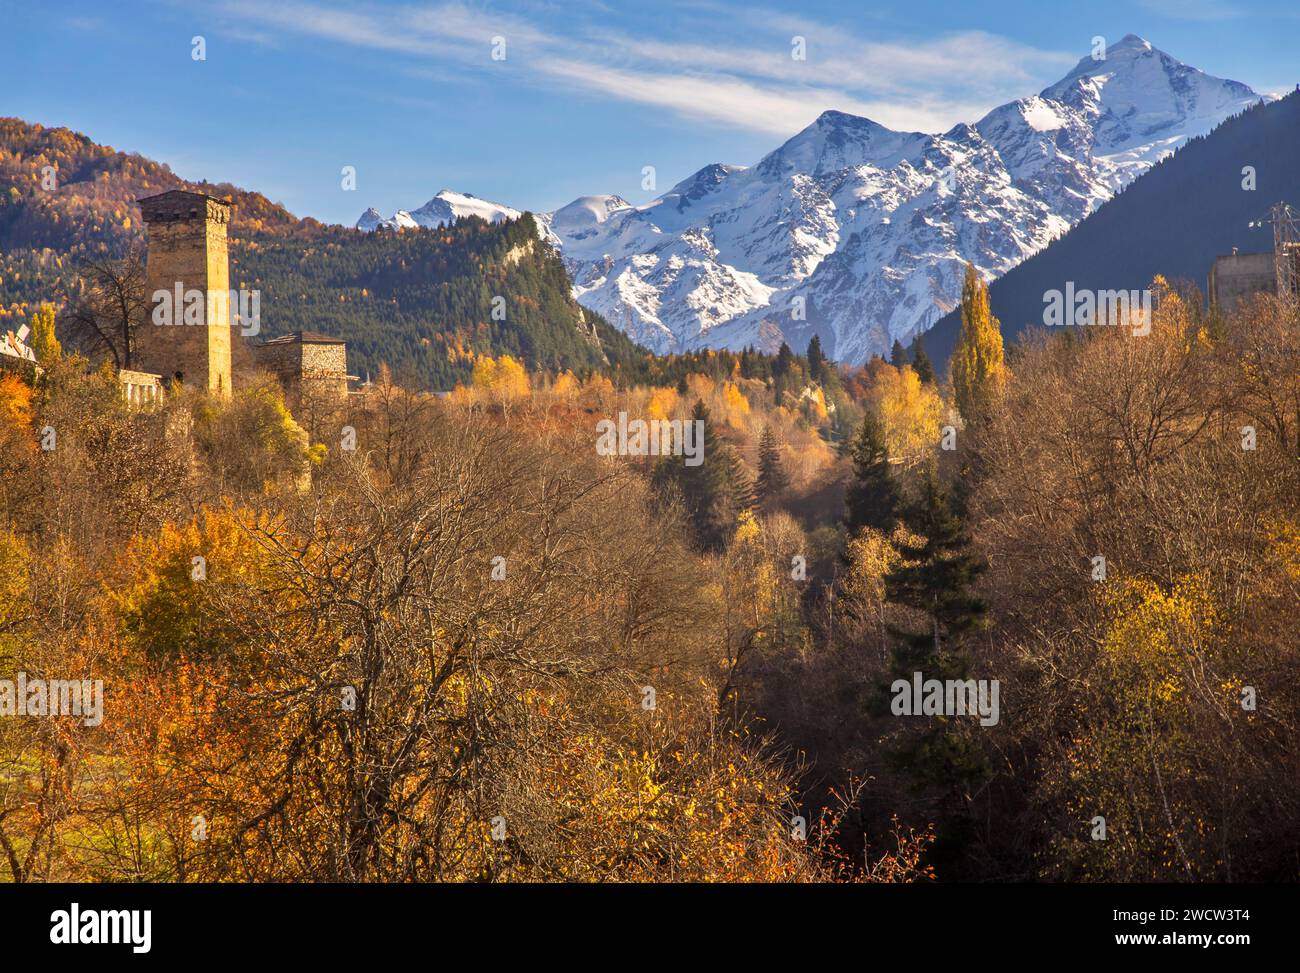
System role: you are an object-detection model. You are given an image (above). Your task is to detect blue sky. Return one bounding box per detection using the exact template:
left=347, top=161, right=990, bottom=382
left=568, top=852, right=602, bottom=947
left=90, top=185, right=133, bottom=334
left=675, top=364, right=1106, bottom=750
left=4, top=0, right=1296, bottom=226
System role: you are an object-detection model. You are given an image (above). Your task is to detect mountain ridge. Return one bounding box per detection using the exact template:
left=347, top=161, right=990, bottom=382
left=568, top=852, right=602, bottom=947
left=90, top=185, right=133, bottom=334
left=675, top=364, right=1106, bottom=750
left=359, top=34, right=1270, bottom=364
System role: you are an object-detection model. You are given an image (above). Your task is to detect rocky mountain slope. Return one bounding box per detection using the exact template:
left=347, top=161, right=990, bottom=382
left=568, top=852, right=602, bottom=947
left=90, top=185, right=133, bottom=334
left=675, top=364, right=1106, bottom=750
left=361, top=35, right=1269, bottom=363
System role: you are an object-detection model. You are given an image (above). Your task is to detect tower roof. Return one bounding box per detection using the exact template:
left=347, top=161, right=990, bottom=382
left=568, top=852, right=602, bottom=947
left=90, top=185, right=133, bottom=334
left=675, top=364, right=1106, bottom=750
left=138, top=190, right=232, bottom=223
left=259, top=331, right=346, bottom=346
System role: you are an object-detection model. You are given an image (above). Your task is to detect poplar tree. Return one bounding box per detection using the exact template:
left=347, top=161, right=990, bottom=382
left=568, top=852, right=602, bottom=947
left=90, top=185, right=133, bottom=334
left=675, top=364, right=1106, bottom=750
left=951, top=263, right=1007, bottom=424
left=28, top=304, right=60, bottom=364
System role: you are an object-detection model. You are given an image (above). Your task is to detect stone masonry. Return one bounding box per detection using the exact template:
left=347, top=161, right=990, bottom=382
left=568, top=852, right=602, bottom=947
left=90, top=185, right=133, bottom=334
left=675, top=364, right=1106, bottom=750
left=137, top=190, right=234, bottom=398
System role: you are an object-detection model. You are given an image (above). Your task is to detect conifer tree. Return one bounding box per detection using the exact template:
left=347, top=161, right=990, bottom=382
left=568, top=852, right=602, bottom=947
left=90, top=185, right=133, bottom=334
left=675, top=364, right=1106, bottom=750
left=951, top=263, right=1007, bottom=424
left=655, top=400, right=750, bottom=551
left=755, top=425, right=790, bottom=509
left=843, top=410, right=899, bottom=536
left=807, top=334, right=831, bottom=384
left=890, top=339, right=908, bottom=369
left=912, top=335, right=936, bottom=385
left=885, top=464, right=987, bottom=682
left=878, top=462, right=990, bottom=871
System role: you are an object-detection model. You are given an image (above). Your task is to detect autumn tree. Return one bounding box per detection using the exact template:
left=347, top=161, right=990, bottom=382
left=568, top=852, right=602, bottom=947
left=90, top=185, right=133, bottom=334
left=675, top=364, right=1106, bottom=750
left=62, top=245, right=147, bottom=369
left=950, top=263, right=1007, bottom=425
left=28, top=303, right=60, bottom=364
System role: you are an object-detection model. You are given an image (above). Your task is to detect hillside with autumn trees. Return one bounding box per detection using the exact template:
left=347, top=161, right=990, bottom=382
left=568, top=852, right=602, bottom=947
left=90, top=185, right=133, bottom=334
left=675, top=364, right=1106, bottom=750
left=3, top=117, right=652, bottom=387
left=2, top=118, right=1299, bottom=884
left=2, top=237, right=1298, bottom=882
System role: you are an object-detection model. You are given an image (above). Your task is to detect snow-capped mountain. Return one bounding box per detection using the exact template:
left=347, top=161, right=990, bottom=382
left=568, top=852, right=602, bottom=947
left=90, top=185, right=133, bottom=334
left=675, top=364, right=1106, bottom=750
left=359, top=190, right=522, bottom=231
left=361, top=36, right=1269, bottom=362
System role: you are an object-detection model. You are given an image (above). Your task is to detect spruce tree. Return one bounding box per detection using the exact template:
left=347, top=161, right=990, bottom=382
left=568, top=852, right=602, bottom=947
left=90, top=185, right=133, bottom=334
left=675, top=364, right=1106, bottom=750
left=885, top=464, right=987, bottom=682
left=755, top=425, right=790, bottom=508
left=912, top=335, right=936, bottom=385
left=807, top=334, right=830, bottom=384
left=878, top=463, right=990, bottom=872
left=843, top=410, right=899, bottom=536
left=890, top=339, right=908, bottom=369
left=951, top=263, right=1007, bottom=424
left=655, top=400, right=748, bottom=551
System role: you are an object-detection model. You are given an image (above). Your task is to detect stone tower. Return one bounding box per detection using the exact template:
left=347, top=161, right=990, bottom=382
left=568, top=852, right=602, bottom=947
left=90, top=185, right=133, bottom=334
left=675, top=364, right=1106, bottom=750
left=137, top=190, right=233, bottom=398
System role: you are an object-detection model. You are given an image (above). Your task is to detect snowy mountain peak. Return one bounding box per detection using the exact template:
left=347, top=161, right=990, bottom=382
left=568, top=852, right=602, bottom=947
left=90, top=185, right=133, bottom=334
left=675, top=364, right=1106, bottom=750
left=357, top=189, right=521, bottom=232
left=357, top=37, right=1270, bottom=364
left=763, top=109, right=930, bottom=178
left=667, top=163, right=745, bottom=201
left=552, top=35, right=1268, bottom=363
left=541, top=194, right=635, bottom=246
left=356, top=207, right=385, bottom=232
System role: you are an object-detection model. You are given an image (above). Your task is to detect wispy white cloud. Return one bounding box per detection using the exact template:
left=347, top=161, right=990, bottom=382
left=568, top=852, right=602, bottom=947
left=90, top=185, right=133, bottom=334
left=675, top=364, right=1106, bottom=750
left=207, top=0, right=1078, bottom=136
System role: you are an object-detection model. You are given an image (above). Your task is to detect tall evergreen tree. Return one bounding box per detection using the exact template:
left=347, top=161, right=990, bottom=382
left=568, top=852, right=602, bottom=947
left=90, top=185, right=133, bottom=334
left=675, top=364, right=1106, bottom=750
left=878, top=463, right=990, bottom=872
left=912, top=335, right=936, bottom=385
left=890, top=339, right=909, bottom=369
left=885, top=464, right=987, bottom=682
left=951, top=263, right=1007, bottom=424
left=755, top=425, right=790, bottom=509
left=843, top=410, right=899, bottom=536
left=807, top=334, right=831, bottom=384
left=655, top=400, right=750, bottom=552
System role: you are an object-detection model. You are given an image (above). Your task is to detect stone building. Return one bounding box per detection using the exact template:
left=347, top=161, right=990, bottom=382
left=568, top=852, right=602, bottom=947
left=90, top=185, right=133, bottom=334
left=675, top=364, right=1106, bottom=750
left=126, top=190, right=349, bottom=409
left=252, top=331, right=350, bottom=408
left=1208, top=250, right=1278, bottom=314
left=118, top=368, right=163, bottom=407
left=137, top=190, right=235, bottom=398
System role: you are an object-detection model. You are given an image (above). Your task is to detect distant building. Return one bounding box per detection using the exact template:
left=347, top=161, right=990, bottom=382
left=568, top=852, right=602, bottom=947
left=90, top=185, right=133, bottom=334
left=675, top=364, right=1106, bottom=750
left=137, top=190, right=234, bottom=398
left=253, top=331, right=349, bottom=408
left=1208, top=251, right=1278, bottom=313
left=0, top=324, right=39, bottom=381
left=118, top=369, right=163, bottom=408
left=127, top=190, right=348, bottom=408
left=1210, top=204, right=1300, bottom=313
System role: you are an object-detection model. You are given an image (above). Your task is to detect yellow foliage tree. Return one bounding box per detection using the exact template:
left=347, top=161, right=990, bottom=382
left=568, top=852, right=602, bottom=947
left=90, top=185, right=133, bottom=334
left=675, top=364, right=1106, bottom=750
left=722, top=382, right=751, bottom=422
left=28, top=303, right=60, bottom=364
left=872, top=365, right=942, bottom=465
left=646, top=386, right=678, bottom=421
left=951, top=263, right=1007, bottom=424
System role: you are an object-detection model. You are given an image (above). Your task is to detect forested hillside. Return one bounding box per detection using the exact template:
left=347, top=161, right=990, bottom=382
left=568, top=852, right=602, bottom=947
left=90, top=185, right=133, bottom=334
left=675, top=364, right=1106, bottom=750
left=4, top=268, right=1297, bottom=881
left=230, top=214, right=639, bottom=388
left=0, top=117, right=637, bottom=387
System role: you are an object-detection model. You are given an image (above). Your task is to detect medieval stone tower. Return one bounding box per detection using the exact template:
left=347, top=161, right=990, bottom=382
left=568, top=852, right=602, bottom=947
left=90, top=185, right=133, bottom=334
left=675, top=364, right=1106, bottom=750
left=137, top=190, right=234, bottom=398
